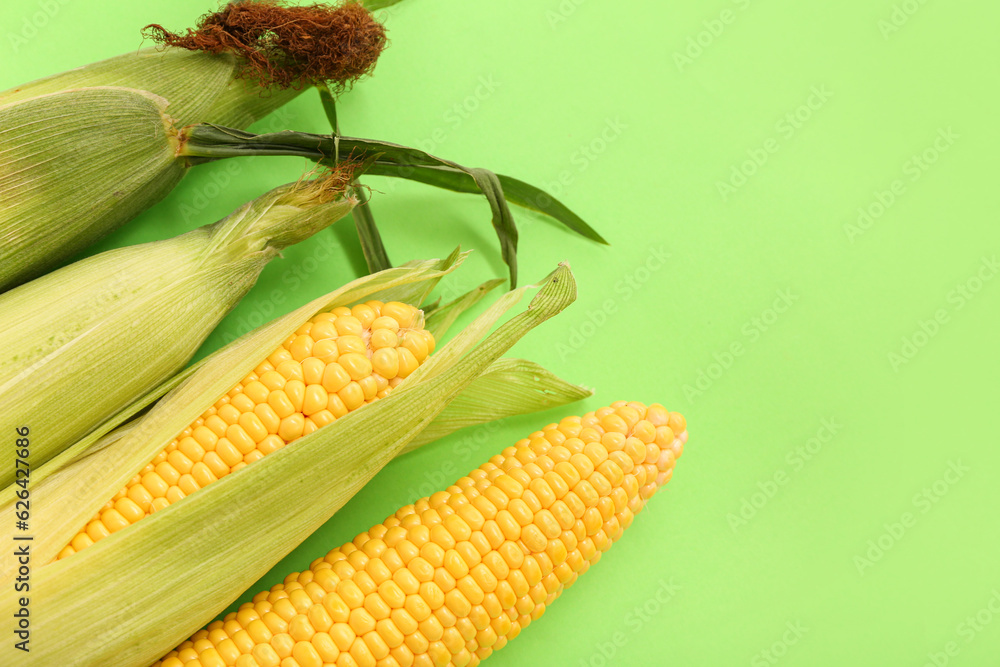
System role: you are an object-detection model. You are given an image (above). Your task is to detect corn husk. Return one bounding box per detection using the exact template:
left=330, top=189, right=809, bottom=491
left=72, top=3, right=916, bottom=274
left=0, top=48, right=299, bottom=129
left=0, top=176, right=355, bottom=488
left=0, top=48, right=302, bottom=290
left=0, top=258, right=577, bottom=666
left=0, top=87, right=185, bottom=288
left=0, top=0, right=390, bottom=290
left=403, top=357, right=592, bottom=452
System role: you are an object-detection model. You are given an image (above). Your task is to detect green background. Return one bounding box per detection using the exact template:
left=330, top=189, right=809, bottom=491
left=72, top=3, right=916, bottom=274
left=3, top=0, right=999, bottom=664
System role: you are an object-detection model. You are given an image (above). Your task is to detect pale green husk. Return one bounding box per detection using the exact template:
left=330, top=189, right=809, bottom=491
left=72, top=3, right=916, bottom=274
left=0, top=87, right=184, bottom=288
left=403, top=357, right=592, bottom=452
left=0, top=260, right=577, bottom=667
left=0, top=47, right=299, bottom=130
left=0, top=177, right=355, bottom=488
left=0, top=48, right=301, bottom=290
left=424, top=277, right=507, bottom=340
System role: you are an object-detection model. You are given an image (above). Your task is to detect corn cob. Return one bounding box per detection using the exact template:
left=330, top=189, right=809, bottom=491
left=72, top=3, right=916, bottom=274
left=0, top=171, right=356, bottom=488
left=0, top=1, right=385, bottom=290
left=57, top=300, right=435, bottom=561
left=1, top=263, right=581, bottom=667
left=155, top=401, right=688, bottom=667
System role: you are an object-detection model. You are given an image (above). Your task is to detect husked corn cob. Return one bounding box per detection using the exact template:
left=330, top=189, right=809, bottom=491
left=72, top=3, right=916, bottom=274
left=155, top=401, right=688, bottom=667
left=57, top=301, right=435, bottom=561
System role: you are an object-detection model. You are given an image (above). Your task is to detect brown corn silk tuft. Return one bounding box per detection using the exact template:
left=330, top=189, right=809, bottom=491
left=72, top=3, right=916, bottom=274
left=143, top=1, right=387, bottom=90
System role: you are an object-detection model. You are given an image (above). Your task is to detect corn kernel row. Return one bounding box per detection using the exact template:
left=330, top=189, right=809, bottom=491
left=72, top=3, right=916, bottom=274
left=57, top=301, right=434, bottom=561
left=154, top=401, right=688, bottom=667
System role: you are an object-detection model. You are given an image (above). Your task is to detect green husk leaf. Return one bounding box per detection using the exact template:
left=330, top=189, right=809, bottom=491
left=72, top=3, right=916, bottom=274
left=317, top=83, right=340, bottom=131
left=403, top=357, right=592, bottom=452
left=362, top=247, right=464, bottom=307
left=0, top=254, right=466, bottom=582
left=351, top=184, right=393, bottom=272
left=368, top=164, right=609, bottom=245
left=9, top=264, right=575, bottom=667
left=0, top=264, right=489, bottom=512
left=424, top=278, right=506, bottom=341
left=317, top=87, right=392, bottom=274
left=180, top=127, right=604, bottom=285
left=0, top=48, right=303, bottom=289
left=0, top=48, right=300, bottom=129
left=469, top=168, right=519, bottom=285
left=0, top=365, right=193, bottom=510
left=0, top=67, right=301, bottom=291
left=0, top=86, right=184, bottom=289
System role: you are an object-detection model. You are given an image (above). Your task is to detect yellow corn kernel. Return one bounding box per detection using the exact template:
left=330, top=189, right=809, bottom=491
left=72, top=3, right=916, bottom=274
left=153, top=402, right=688, bottom=667
left=59, top=302, right=431, bottom=561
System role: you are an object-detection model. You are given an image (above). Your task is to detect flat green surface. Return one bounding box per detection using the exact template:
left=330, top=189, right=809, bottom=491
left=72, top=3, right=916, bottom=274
left=3, top=0, right=999, bottom=664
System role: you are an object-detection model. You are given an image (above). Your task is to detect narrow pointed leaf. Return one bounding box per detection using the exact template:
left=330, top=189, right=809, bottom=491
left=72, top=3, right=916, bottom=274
left=180, top=128, right=604, bottom=278
left=496, top=173, right=608, bottom=244
left=468, top=168, right=519, bottom=285
left=350, top=183, right=393, bottom=273
left=317, top=83, right=340, bottom=132
left=184, top=130, right=602, bottom=245
left=365, top=164, right=608, bottom=244
left=405, top=357, right=592, bottom=452
left=315, top=89, right=392, bottom=274
left=424, top=278, right=506, bottom=341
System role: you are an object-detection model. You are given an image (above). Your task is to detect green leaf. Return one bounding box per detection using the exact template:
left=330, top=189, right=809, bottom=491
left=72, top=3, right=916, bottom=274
left=365, top=164, right=608, bottom=244
left=404, top=357, right=592, bottom=453
left=0, top=365, right=190, bottom=508
left=314, top=88, right=392, bottom=274
left=316, top=83, right=339, bottom=133
left=424, top=278, right=506, bottom=341
left=351, top=185, right=393, bottom=273
left=179, top=127, right=605, bottom=285
left=337, top=141, right=522, bottom=283
left=497, top=173, right=608, bottom=244
left=336, top=139, right=605, bottom=245
left=469, top=168, right=518, bottom=285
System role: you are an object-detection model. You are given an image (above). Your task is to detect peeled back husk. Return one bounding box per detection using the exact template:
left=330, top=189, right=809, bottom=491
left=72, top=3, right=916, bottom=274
left=0, top=175, right=356, bottom=487
left=0, top=257, right=578, bottom=667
